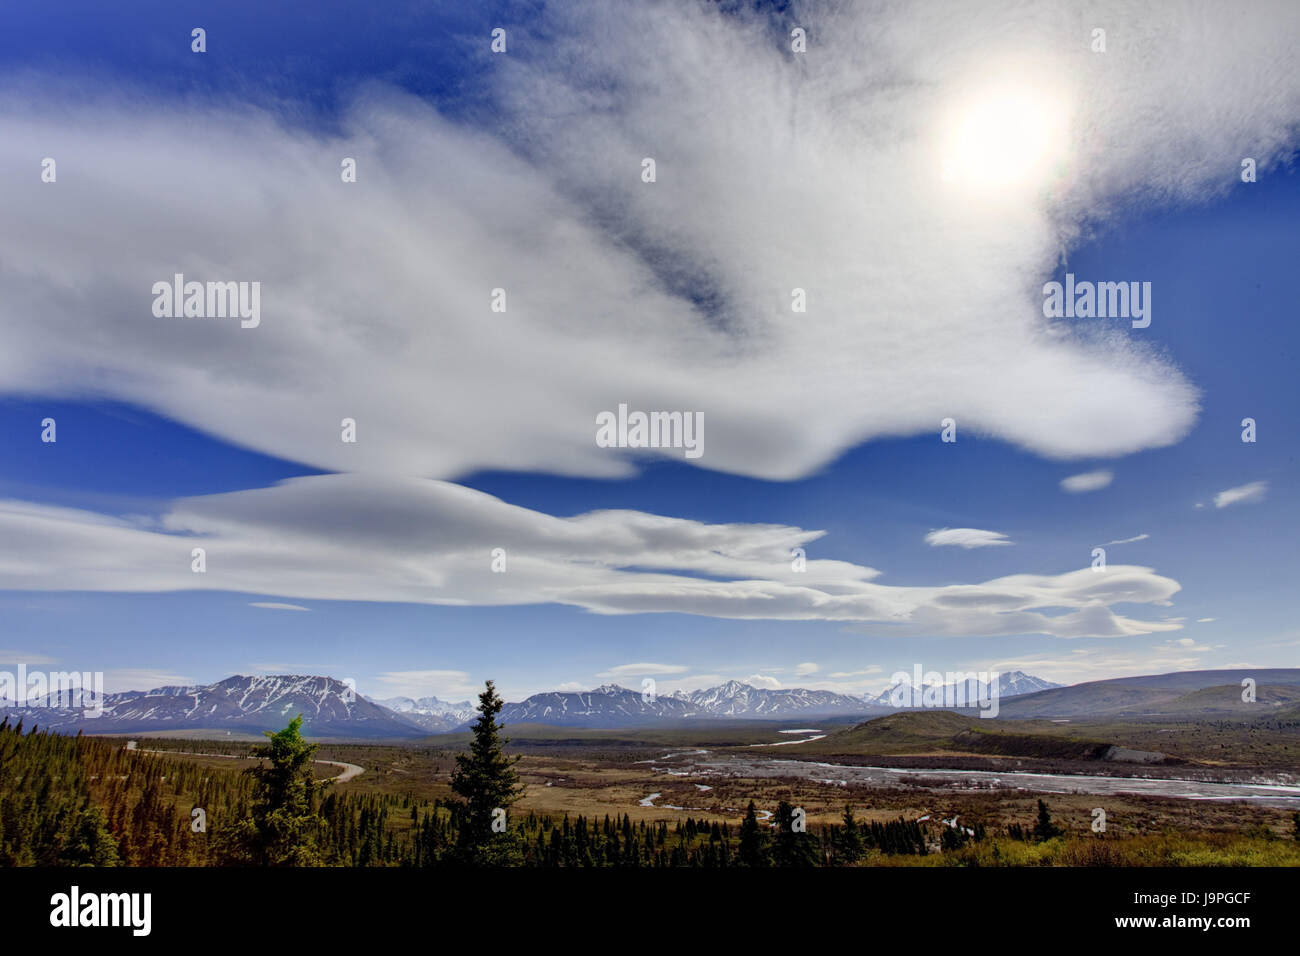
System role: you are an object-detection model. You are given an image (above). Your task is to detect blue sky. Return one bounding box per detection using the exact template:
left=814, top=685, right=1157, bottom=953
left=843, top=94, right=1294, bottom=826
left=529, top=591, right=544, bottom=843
left=0, top=1, right=1296, bottom=701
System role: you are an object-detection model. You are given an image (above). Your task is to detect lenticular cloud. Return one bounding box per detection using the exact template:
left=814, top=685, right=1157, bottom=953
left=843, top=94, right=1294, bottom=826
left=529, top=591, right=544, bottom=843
left=0, top=475, right=1183, bottom=639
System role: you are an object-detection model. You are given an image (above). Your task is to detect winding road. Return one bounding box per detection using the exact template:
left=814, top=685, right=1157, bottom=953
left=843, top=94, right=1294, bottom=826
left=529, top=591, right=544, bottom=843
left=125, top=740, right=364, bottom=783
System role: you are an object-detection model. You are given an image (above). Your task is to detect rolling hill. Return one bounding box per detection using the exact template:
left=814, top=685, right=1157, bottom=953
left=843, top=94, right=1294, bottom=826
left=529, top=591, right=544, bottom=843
left=795, top=711, right=1157, bottom=763
left=995, top=668, right=1300, bottom=719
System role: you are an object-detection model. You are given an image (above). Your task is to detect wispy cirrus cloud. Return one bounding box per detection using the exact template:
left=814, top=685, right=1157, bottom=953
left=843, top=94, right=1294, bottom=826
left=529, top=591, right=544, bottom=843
left=1214, top=481, right=1268, bottom=508
left=1103, top=533, right=1149, bottom=546
left=18, top=0, right=1300, bottom=484
left=0, top=649, right=58, bottom=667
left=828, top=667, right=884, bottom=679
left=102, top=669, right=197, bottom=694
left=367, top=669, right=476, bottom=700
left=595, top=662, right=689, bottom=678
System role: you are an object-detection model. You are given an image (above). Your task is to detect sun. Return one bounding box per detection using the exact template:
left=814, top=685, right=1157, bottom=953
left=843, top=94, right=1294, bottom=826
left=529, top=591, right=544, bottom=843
left=940, top=83, right=1071, bottom=193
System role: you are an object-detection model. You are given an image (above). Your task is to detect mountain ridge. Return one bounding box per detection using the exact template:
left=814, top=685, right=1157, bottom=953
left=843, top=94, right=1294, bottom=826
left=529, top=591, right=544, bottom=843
left=866, top=670, right=1061, bottom=707
left=8, top=667, right=1285, bottom=736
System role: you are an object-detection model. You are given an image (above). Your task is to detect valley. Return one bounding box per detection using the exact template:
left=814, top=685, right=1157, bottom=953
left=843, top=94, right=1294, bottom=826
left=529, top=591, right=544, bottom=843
left=9, top=665, right=1299, bottom=867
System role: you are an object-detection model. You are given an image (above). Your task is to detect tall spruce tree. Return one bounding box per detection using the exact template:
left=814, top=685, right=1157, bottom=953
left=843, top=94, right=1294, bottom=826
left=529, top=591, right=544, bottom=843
left=450, top=680, right=525, bottom=863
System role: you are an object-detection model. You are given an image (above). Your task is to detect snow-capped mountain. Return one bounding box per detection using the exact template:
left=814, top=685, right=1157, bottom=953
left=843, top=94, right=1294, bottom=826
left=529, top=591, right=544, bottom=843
left=866, top=670, right=1060, bottom=708
left=496, top=680, right=880, bottom=727
left=371, top=695, right=475, bottom=733
left=672, top=680, right=873, bottom=717
left=998, top=671, right=1062, bottom=696
left=498, top=684, right=698, bottom=726
left=3, top=671, right=1067, bottom=737
left=3, top=675, right=428, bottom=739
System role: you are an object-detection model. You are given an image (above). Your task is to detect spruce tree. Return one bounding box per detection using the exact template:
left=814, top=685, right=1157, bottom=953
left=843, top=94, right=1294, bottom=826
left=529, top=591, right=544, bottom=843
left=450, top=680, right=525, bottom=863
left=772, top=800, right=820, bottom=867
left=225, top=715, right=325, bottom=865
left=1032, top=799, right=1062, bottom=842
left=838, top=804, right=863, bottom=863
left=738, top=800, right=769, bottom=867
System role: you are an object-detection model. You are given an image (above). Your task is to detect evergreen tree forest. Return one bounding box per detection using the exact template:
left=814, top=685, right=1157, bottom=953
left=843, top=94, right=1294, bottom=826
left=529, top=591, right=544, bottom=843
left=1, top=713, right=984, bottom=867
left=6, top=711, right=1291, bottom=868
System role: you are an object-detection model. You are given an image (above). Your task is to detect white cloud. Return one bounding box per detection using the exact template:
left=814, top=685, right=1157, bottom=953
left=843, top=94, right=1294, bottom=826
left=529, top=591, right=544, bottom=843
left=0, top=649, right=58, bottom=666
left=367, top=669, right=476, bottom=700
left=1164, top=637, right=1218, bottom=652
left=657, top=674, right=730, bottom=694
left=595, top=662, right=688, bottom=678
left=249, top=602, right=311, bottom=611
left=742, top=674, right=783, bottom=690
left=1061, top=470, right=1114, bottom=493
left=1197, top=617, right=1216, bottom=623
left=1214, top=481, right=1268, bottom=508
left=988, top=646, right=1211, bottom=686
left=1103, top=533, right=1148, bottom=546
left=0, top=475, right=1183, bottom=639
left=7, top=2, right=1296, bottom=653
left=925, top=528, right=1013, bottom=549
left=793, top=662, right=819, bottom=676
left=102, top=669, right=197, bottom=694
left=828, top=667, right=884, bottom=679
left=22, top=0, right=1300, bottom=482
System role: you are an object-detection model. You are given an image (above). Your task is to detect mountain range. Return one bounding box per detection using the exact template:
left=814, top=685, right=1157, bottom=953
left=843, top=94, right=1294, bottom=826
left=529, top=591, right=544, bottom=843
left=865, top=670, right=1061, bottom=707
left=1, top=675, right=426, bottom=738
left=7, top=668, right=1292, bottom=738
left=1, top=669, right=1054, bottom=736
left=370, top=695, right=476, bottom=733
left=495, top=680, right=883, bottom=727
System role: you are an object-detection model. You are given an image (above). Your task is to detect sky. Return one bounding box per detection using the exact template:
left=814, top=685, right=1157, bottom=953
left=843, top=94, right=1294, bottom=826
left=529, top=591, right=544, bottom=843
left=0, top=1, right=1296, bottom=703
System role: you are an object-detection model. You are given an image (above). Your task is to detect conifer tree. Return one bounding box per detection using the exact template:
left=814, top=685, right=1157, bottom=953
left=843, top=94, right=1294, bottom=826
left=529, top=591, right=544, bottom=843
left=1032, top=799, right=1062, bottom=842
left=772, top=800, right=820, bottom=867
left=225, top=715, right=325, bottom=865
left=738, top=800, right=769, bottom=867
left=450, top=680, right=526, bottom=864
left=838, top=804, right=863, bottom=863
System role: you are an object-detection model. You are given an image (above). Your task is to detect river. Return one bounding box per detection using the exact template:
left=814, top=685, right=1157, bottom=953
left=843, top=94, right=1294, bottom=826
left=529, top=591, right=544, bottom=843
left=642, top=747, right=1300, bottom=809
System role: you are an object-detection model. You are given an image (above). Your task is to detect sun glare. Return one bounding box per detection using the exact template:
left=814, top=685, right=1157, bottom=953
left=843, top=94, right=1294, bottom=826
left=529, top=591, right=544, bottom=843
left=941, top=85, right=1071, bottom=192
